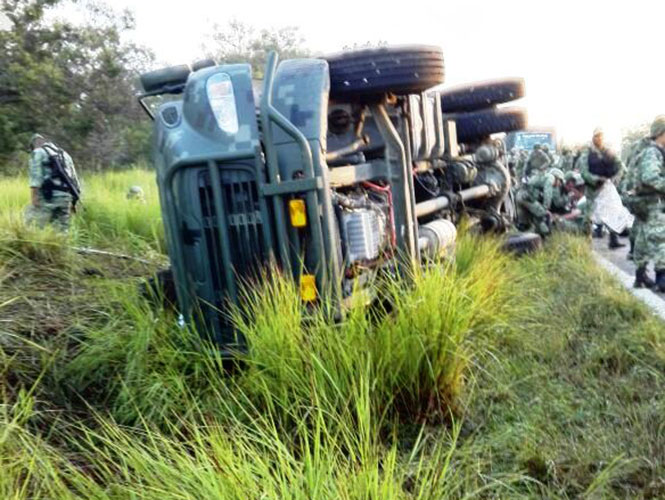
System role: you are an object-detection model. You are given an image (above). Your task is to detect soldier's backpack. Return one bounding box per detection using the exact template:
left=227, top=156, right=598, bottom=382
left=624, top=139, right=664, bottom=220
left=40, top=144, right=81, bottom=208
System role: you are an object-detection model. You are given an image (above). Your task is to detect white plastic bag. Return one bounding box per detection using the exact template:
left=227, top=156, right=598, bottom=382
left=592, top=181, right=634, bottom=233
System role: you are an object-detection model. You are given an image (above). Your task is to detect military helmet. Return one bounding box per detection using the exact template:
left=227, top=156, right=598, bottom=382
left=564, top=171, right=584, bottom=187
left=127, top=185, right=145, bottom=200
left=542, top=144, right=550, bottom=152
left=29, top=133, right=45, bottom=148
left=532, top=143, right=542, bottom=150
left=650, top=115, right=665, bottom=139
left=549, top=168, right=565, bottom=181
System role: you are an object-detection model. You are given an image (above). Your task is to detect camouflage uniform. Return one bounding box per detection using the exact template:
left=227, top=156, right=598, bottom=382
left=553, top=171, right=586, bottom=233
left=554, top=197, right=588, bottom=234
left=516, top=170, right=557, bottom=236
left=620, top=137, right=652, bottom=268
left=636, top=143, right=665, bottom=273
left=556, top=150, right=575, bottom=173
left=27, top=141, right=75, bottom=232
left=524, top=146, right=551, bottom=180
left=577, top=142, right=624, bottom=236
left=541, top=144, right=556, bottom=166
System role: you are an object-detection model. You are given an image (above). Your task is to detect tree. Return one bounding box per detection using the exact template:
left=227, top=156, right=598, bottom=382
left=203, top=20, right=309, bottom=78
left=0, top=0, right=154, bottom=173
left=342, top=40, right=388, bottom=51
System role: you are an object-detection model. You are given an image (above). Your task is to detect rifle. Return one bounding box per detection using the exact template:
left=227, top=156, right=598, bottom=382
left=41, top=144, right=81, bottom=210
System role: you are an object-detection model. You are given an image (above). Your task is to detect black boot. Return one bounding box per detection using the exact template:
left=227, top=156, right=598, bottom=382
left=634, top=266, right=656, bottom=289
left=608, top=231, right=626, bottom=249
left=627, top=237, right=634, bottom=261
left=657, top=269, right=665, bottom=293
left=593, top=224, right=604, bottom=239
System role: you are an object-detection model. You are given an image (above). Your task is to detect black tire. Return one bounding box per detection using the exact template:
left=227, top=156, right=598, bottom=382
left=440, top=78, right=525, bottom=113
left=140, top=65, right=191, bottom=93
left=191, top=59, right=216, bottom=72
left=503, top=232, right=541, bottom=256
left=324, top=45, right=445, bottom=100
left=447, top=107, right=527, bottom=144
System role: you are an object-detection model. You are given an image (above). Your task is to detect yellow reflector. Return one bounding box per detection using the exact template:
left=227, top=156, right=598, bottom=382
left=289, top=199, right=307, bottom=227
left=300, top=274, right=317, bottom=302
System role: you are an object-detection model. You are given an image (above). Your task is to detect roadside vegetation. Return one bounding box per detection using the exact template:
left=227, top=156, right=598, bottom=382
left=1, top=169, right=664, bottom=499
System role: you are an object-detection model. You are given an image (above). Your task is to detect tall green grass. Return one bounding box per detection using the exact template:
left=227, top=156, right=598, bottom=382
left=1, top=228, right=528, bottom=498
left=0, top=168, right=164, bottom=254
left=74, top=168, right=164, bottom=253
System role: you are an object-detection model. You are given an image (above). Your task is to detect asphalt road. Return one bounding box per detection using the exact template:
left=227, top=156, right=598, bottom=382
left=592, top=233, right=665, bottom=320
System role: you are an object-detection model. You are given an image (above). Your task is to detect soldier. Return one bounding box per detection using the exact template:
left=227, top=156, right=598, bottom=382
left=556, top=147, right=575, bottom=173
left=524, top=144, right=551, bottom=180
left=515, top=167, right=563, bottom=236
left=541, top=144, right=556, bottom=166
left=577, top=127, right=625, bottom=248
left=26, top=134, right=80, bottom=232
left=620, top=136, right=652, bottom=269
left=634, top=116, right=665, bottom=291
left=553, top=171, right=587, bottom=233
left=548, top=168, right=569, bottom=213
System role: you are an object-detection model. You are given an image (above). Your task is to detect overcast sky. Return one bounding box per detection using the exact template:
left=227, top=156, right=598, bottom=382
left=30, top=1, right=665, bottom=147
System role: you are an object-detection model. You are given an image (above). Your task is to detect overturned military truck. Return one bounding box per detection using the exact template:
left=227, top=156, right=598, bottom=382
left=138, top=45, right=535, bottom=352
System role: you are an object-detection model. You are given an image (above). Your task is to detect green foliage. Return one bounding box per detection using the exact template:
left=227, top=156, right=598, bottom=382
left=0, top=0, right=153, bottom=173
left=204, top=19, right=309, bottom=78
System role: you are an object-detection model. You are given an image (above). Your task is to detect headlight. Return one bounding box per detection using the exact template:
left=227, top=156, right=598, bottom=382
left=206, top=73, right=239, bottom=135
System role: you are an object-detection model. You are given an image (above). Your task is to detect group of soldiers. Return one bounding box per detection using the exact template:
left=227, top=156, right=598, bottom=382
left=510, top=142, right=588, bottom=237
left=509, top=116, right=665, bottom=291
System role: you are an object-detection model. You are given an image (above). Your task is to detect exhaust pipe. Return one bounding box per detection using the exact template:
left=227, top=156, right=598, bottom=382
left=418, top=219, right=457, bottom=257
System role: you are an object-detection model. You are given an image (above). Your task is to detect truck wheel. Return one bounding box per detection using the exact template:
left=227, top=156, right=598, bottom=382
left=324, top=45, right=445, bottom=100
left=440, top=78, right=525, bottom=113
left=140, top=65, right=191, bottom=93
left=503, top=232, right=541, bottom=255
left=447, top=107, right=527, bottom=144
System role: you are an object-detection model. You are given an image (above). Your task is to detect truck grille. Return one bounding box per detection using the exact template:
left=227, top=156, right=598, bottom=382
left=198, top=166, right=266, bottom=298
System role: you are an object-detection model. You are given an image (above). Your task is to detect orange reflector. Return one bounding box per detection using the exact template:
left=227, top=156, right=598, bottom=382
left=289, top=199, right=307, bottom=227
left=300, top=274, right=317, bottom=302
